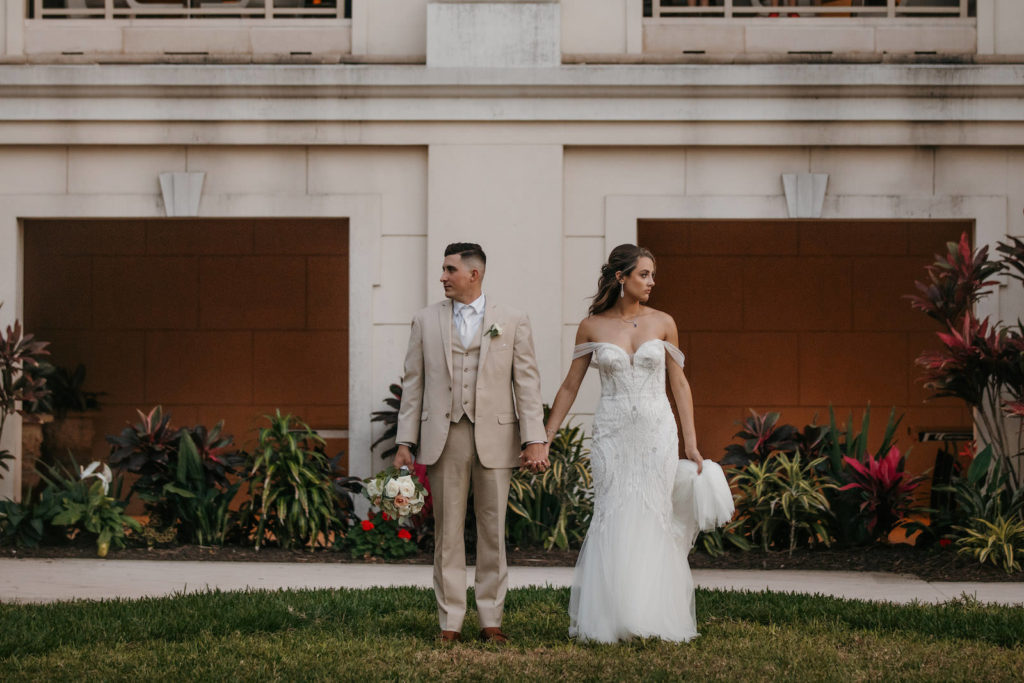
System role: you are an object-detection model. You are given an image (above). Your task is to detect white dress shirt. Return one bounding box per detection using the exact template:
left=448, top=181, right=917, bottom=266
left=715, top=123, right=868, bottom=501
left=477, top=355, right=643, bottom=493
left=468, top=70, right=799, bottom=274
left=453, top=294, right=486, bottom=347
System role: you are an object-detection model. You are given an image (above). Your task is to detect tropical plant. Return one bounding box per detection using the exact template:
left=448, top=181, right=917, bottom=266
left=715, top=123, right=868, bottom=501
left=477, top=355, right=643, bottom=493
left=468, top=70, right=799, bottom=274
left=731, top=451, right=835, bottom=555
left=370, top=382, right=403, bottom=459
left=693, top=518, right=752, bottom=557
left=108, top=407, right=246, bottom=544
left=907, top=232, right=1024, bottom=490
left=0, top=488, right=62, bottom=548
left=0, top=304, right=50, bottom=477
left=955, top=515, right=1024, bottom=574
left=721, top=411, right=799, bottom=467
left=839, top=445, right=925, bottom=543
left=24, top=363, right=102, bottom=419
left=37, top=457, right=140, bottom=557
left=241, top=411, right=341, bottom=550
left=820, top=406, right=904, bottom=546
left=343, top=510, right=418, bottom=560
left=507, top=414, right=594, bottom=550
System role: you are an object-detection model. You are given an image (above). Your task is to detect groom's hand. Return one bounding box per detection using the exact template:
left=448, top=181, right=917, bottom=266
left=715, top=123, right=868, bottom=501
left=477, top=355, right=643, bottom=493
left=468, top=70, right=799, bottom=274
left=394, top=445, right=414, bottom=470
left=520, top=442, right=549, bottom=473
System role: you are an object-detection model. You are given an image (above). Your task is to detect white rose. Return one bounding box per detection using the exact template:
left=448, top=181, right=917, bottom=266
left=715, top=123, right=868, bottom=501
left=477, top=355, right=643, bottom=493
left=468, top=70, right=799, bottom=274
left=365, top=479, right=381, bottom=498
left=384, top=479, right=401, bottom=498
left=397, top=476, right=416, bottom=498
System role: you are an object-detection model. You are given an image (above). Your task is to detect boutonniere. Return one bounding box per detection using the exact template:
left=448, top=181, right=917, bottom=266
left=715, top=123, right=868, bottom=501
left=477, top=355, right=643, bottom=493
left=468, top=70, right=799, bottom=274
left=486, top=323, right=503, bottom=338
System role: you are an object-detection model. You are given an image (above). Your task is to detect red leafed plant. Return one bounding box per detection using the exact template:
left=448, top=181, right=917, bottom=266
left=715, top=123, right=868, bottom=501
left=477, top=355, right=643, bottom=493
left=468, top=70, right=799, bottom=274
left=840, top=446, right=925, bottom=542
left=907, top=231, right=1024, bottom=493
left=0, top=304, right=51, bottom=479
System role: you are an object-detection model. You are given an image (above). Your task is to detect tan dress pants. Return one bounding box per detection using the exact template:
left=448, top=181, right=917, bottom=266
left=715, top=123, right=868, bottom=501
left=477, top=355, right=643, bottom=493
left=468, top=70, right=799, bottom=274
left=428, top=416, right=514, bottom=632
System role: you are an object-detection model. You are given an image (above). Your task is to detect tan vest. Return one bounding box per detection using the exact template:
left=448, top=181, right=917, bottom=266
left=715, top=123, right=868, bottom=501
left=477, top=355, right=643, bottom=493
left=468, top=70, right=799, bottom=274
left=450, top=320, right=483, bottom=423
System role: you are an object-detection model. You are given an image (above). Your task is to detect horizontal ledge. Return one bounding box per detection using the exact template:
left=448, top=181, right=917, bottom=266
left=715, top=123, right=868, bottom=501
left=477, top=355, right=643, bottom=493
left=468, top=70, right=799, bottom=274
left=1, top=63, right=1023, bottom=94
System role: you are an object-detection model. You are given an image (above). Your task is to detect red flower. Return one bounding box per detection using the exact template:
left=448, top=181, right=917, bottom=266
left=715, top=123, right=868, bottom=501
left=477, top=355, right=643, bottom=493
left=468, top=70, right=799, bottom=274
left=939, top=538, right=952, bottom=548
left=397, top=528, right=412, bottom=541
left=382, top=512, right=391, bottom=522
left=360, top=520, right=374, bottom=531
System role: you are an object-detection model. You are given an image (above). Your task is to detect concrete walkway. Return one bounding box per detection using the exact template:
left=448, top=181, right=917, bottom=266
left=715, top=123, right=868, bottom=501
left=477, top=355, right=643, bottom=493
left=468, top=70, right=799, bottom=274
left=2, top=559, right=1023, bottom=606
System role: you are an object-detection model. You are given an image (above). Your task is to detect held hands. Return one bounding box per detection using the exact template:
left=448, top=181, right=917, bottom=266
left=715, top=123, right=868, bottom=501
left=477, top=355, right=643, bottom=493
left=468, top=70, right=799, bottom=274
left=520, top=442, right=550, bottom=473
left=394, top=444, right=414, bottom=470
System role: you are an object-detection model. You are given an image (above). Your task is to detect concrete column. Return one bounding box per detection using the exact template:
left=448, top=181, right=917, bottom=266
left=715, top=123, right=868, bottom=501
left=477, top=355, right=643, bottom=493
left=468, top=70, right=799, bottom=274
left=427, top=144, right=563, bottom=401
left=427, top=0, right=560, bottom=68
left=0, top=214, right=23, bottom=502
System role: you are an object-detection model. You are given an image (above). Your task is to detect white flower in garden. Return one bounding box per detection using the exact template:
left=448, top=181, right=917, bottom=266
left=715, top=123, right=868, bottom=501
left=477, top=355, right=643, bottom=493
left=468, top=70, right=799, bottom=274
left=385, top=478, right=401, bottom=497
left=80, top=461, right=112, bottom=495
left=365, top=479, right=381, bottom=499
left=397, top=475, right=415, bottom=498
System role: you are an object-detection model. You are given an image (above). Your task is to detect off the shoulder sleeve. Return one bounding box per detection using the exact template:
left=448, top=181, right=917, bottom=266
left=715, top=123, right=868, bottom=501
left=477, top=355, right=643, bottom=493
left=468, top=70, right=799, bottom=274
left=572, top=342, right=602, bottom=361
left=664, top=341, right=685, bottom=369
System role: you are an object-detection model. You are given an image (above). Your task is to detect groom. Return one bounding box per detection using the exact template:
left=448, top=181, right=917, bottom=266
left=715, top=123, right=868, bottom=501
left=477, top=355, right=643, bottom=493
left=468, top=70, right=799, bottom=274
left=394, top=242, right=548, bottom=644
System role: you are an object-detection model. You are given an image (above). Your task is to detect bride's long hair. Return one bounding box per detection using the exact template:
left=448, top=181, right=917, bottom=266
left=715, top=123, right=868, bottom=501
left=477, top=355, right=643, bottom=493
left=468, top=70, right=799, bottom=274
left=589, top=244, right=656, bottom=316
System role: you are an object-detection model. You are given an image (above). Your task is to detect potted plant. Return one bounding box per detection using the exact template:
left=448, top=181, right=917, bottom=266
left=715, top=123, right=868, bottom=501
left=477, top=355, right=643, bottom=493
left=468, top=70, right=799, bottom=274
left=31, top=363, right=103, bottom=473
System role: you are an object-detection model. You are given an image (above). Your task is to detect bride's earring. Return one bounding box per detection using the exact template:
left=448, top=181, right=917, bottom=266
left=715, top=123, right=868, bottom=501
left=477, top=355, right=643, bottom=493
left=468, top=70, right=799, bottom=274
left=619, top=281, right=624, bottom=298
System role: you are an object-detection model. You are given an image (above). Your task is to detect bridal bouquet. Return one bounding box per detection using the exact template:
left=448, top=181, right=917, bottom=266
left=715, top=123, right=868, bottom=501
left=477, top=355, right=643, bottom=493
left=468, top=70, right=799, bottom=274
left=363, top=466, right=428, bottom=523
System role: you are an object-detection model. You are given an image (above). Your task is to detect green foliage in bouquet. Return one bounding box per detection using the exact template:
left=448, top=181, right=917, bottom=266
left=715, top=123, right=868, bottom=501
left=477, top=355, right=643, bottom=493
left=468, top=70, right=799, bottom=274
left=731, top=451, right=835, bottom=555
left=507, top=412, right=594, bottom=551
left=243, top=411, right=340, bottom=550
left=343, top=511, right=418, bottom=560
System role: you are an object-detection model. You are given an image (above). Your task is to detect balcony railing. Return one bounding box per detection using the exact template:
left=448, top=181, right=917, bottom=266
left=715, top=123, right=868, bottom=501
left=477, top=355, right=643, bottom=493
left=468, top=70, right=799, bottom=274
left=31, top=0, right=350, bottom=20
left=645, top=0, right=973, bottom=19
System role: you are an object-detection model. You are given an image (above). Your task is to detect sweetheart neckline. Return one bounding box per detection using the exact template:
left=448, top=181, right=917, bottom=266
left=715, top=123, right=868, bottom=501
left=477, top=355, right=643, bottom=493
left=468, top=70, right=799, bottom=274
left=592, top=339, right=664, bottom=359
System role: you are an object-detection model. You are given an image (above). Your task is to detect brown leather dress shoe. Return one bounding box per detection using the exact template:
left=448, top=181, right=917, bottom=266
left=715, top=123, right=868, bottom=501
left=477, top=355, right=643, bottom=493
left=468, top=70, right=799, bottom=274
left=439, top=630, right=462, bottom=644
left=479, top=627, right=509, bottom=645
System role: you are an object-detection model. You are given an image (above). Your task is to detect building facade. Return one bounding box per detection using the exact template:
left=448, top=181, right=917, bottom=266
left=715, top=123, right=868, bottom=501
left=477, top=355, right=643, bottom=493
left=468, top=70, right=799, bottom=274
left=1, top=0, right=1022, bottom=501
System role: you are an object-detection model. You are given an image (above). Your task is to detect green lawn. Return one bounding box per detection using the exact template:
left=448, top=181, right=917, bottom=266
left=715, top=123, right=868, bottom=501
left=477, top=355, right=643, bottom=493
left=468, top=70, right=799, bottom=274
left=2, top=587, right=1023, bottom=681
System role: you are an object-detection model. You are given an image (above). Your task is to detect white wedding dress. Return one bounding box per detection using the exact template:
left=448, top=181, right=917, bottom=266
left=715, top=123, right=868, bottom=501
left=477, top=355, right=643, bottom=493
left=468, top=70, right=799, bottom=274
left=568, top=339, right=734, bottom=643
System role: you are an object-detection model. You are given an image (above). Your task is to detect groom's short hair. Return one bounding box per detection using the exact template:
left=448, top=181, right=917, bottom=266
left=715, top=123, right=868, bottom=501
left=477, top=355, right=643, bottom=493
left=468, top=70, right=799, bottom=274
left=444, top=242, right=487, bottom=272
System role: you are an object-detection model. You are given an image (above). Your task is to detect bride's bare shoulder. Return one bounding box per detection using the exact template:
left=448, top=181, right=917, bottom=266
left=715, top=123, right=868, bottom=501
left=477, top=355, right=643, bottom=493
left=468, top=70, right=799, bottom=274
left=644, top=308, right=678, bottom=336
left=576, top=315, right=607, bottom=343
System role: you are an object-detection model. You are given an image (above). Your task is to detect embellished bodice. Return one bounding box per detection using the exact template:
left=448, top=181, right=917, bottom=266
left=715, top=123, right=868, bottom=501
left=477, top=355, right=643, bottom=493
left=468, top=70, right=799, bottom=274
left=573, top=339, right=685, bottom=401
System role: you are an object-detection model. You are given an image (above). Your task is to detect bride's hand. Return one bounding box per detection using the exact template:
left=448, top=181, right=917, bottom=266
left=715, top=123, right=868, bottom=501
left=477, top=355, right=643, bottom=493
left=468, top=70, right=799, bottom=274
left=687, top=449, right=704, bottom=475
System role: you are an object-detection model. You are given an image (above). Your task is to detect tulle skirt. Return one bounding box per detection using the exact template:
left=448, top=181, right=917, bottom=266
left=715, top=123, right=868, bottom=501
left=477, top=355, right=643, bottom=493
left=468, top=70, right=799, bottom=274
left=568, top=459, right=734, bottom=643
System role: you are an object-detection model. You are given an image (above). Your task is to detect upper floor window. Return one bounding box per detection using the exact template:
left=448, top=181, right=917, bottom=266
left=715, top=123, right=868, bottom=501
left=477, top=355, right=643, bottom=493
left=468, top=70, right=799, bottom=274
left=643, top=0, right=975, bottom=19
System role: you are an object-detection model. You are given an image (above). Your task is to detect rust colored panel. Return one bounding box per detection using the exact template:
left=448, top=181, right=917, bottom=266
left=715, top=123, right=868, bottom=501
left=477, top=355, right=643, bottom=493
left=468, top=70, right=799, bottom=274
left=145, top=331, right=253, bottom=405
left=253, top=330, right=348, bottom=406
left=199, top=256, right=307, bottom=330
left=94, top=256, right=199, bottom=330
left=147, top=219, right=254, bottom=256
left=253, top=219, right=349, bottom=255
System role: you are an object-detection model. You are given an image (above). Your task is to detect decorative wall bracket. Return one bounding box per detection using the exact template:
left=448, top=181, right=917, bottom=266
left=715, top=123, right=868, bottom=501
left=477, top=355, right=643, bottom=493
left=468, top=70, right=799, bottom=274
left=159, top=172, right=205, bottom=217
left=782, top=173, right=828, bottom=219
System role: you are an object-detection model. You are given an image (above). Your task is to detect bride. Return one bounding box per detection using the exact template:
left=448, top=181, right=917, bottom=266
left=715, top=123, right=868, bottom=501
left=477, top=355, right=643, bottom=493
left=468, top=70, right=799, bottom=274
left=544, top=243, right=733, bottom=643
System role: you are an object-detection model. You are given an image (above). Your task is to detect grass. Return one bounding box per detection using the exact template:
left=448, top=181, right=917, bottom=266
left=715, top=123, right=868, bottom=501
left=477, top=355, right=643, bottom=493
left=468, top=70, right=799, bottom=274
left=2, top=587, right=1023, bottom=681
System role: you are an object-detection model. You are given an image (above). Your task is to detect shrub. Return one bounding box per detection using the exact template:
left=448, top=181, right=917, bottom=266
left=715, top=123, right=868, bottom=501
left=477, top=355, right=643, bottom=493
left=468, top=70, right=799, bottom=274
left=241, top=411, right=342, bottom=550
left=108, top=406, right=246, bottom=545
left=37, top=458, right=140, bottom=557
left=731, top=451, right=835, bottom=555
left=840, top=446, right=925, bottom=543
left=507, top=416, right=593, bottom=550
left=955, top=515, right=1024, bottom=574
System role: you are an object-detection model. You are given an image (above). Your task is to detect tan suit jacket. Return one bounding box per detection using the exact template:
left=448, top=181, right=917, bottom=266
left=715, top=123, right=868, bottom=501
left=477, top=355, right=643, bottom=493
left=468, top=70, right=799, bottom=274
left=396, top=298, right=545, bottom=468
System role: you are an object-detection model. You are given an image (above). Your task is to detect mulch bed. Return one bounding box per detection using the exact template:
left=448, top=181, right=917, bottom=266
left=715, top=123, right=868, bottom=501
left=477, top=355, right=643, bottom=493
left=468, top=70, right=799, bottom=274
left=5, top=544, right=1020, bottom=583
